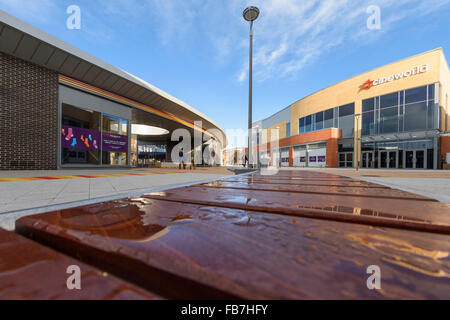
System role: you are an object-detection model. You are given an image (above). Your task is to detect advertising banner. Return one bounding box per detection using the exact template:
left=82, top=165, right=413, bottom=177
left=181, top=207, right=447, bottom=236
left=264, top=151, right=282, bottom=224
left=61, top=126, right=100, bottom=151
left=102, top=133, right=128, bottom=153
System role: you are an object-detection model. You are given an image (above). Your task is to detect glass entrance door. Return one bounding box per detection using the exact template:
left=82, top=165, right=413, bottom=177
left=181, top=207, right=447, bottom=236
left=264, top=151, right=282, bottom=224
left=338, top=152, right=353, bottom=168
left=416, top=150, right=425, bottom=169
left=379, top=151, right=388, bottom=168
left=379, top=150, right=398, bottom=169
left=362, top=152, right=374, bottom=168
left=405, top=150, right=414, bottom=169
left=404, top=150, right=426, bottom=169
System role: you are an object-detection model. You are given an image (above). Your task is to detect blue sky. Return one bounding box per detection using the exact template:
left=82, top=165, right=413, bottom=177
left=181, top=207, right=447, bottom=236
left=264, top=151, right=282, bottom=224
left=1, top=0, right=450, bottom=148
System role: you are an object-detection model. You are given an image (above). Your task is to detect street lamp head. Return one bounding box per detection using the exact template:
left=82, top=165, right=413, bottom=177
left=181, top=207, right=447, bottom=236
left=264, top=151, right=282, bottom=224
left=243, top=6, right=260, bottom=22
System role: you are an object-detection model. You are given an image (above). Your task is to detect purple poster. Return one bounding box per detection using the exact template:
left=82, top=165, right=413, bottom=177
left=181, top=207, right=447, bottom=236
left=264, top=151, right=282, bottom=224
left=300, top=157, right=306, bottom=162
left=309, top=156, right=317, bottom=162
left=318, top=156, right=326, bottom=162
left=102, top=133, right=128, bottom=153
left=61, top=126, right=100, bottom=151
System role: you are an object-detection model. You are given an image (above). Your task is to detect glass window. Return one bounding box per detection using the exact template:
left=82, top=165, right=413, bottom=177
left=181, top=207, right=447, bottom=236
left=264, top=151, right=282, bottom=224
left=339, top=115, right=354, bottom=138
left=339, top=103, right=354, bottom=117
left=324, top=109, right=334, bottom=128
left=428, top=84, right=435, bottom=101
left=379, top=105, right=398, bottom=134
left=405, top=86, right=427, bottom=104
left=339, top=143, right=354, bottom=152
left=362, top=111, right=375, bottom=136
left=334, top=108, right=339, bottom=128
left=305, top=115, right=312, bottom=132
left=427, top=102, right=436, bottom=129
left=102, top=114, right=129, bottom=166
left=299, top=118, right=305, bottom=134
left=286, top=122, right=291, bottom=137
left=404, top=101, right=427, bottom=131
left=61, top=104, right=101, bottom=165
left=102, top=151, right=127, bottom=166
left=103, top=114, right=128, bottom=135
left=362, top=98, right=375, bottom=112
left=380, top=92, right=398, bottom=109
left=338, top=103, right=354, bottom=138
left=315, top=112, right=324, bottom=130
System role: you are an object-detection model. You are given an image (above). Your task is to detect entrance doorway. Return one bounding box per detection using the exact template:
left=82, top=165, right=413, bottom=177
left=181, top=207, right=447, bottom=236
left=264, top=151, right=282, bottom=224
left=338, top=152, right=353, bottom=168
left=379, top=150, right=398, bottom=169
left=404, top=149, right=426, bottom=169
left=362, top=151, right=374, bottom=168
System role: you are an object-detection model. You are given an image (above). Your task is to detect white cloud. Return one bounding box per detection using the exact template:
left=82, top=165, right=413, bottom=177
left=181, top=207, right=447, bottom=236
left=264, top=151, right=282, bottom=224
left=93, top=0, right=450, bottom=81
left=3, top=0, right=449, bottom=82
left=0, top=0, right=58, bottom=23
left=232, top=0, right=450, bottom=82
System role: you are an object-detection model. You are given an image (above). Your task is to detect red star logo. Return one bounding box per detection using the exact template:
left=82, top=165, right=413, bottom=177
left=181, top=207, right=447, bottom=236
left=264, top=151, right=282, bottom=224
left=362, top=79, right=374, bottom=90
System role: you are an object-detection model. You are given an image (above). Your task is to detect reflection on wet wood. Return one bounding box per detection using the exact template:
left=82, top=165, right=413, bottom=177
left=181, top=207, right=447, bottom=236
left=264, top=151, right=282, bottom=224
left=223, top=178, right=388, bottom=188
left=0, top=229, right=159, bottom=300
left=16, top=198, right=450, bottom=299
left=200, top=181, right=435, bottom=201
left=143, top=186, right=450, bottom=234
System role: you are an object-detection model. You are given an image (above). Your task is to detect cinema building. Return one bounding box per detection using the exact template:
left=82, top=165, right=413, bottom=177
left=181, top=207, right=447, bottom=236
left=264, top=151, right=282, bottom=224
left=0, top=11, right=225, bottom=171
left=253, top=48, right=450, bottom=170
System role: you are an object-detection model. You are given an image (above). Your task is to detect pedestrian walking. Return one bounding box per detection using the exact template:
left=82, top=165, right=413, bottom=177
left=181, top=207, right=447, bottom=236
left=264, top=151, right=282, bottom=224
left=179, top=148, right=186, bottom=170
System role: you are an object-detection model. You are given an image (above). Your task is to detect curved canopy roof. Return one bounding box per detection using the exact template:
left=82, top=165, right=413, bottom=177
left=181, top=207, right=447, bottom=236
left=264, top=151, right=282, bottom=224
left=0, top=10, right=226, bottom=146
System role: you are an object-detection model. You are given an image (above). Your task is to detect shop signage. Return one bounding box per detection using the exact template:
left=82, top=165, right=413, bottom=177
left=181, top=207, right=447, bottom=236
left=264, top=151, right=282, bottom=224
left=61, top=126, right=100, bottom=151
left=102, top=133, right=128, bottom=153
left=362, top=64, right=430, bottom=90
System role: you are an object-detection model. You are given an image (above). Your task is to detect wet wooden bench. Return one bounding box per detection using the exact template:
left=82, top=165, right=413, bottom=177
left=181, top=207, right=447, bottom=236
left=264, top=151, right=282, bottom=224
left=2, top=170, right=449, bottom=299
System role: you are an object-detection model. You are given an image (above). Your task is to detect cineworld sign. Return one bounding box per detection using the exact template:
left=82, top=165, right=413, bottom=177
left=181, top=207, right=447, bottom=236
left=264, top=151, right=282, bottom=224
left=362, top=64, right=430, bottom=90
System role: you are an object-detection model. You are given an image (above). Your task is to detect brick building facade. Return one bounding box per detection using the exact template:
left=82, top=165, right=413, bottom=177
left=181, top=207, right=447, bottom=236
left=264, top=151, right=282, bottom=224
left=0, top=11, right=226, bottom=171
left=0, top=52, right=58, bottom=170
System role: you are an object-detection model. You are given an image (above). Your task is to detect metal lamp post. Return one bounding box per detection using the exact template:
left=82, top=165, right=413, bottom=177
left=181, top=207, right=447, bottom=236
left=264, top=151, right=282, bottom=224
left=243, top=6, right=259, bottom=168
left=355, top=113, right=361, bottom=171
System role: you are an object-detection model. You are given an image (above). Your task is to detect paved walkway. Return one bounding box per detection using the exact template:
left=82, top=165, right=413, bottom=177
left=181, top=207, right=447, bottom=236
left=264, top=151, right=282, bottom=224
left=278, top=168, right=450, bottom=203
left=0, top=168, right=232, bottom=230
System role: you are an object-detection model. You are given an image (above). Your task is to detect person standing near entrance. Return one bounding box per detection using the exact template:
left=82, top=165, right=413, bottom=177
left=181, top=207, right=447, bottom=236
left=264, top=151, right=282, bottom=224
left=179, top=148, right=186, bottom=170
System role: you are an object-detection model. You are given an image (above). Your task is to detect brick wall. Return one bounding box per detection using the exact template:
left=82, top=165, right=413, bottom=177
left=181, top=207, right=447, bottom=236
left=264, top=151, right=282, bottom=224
left=441, top=136, right=450, bottom=168
left=0, top=52, right=58, bottom=170
left=326, top=138, right=339, bottom=168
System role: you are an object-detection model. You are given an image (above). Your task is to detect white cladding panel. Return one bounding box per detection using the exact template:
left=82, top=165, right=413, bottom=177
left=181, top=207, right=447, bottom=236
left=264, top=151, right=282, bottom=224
left=280, top=148, right=290, bottom=167
left=293, top=147, right=307, bottom=167
left=308, top=148, right=327, bottom=167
